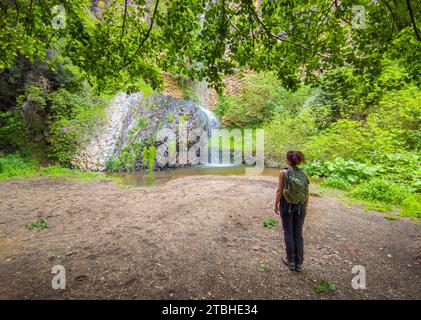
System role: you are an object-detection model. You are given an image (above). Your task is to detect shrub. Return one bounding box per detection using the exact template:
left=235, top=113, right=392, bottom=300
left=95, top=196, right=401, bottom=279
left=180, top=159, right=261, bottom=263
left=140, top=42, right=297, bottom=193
left=302, top=157, right=379, bottom=183
left=217, top=72, right=281, bottom=127
left=1, top=84, right=51, bottom=153
left=106, top=155, right=122, bottom=172
left=303, top=119, right=396, bottom=162
left=183, top=88, right=199, bottom=103
left=271, top=85, right=313, bottom=115
left=379, top=152, right=420, bottom=191
left=303, top=153, right=420, bottom=192
left=0, top=154, right=37, bottom=179
left=349, top=179, right=410, bottom=205
left=214, top=95, right=236, bottom=119
left=320, top=177, right=352, bottom=190
left=137, top=79, right=154, bottom=98
left=368, top=85, right=421, bottom=150
left=0, top=110, right=28, bottom=152
left=142, top=145, right=156, bottom=172
left=400, top=194, right=421, bottom=219
left=301, top=90, right=334, bottom=129
left=302, top=84, right=420, bottom=163
left=264, top=110, right=317, bottom=165
left=324, top=68, right=377, bottom=118
left=49, top=84, right=107, bottom=165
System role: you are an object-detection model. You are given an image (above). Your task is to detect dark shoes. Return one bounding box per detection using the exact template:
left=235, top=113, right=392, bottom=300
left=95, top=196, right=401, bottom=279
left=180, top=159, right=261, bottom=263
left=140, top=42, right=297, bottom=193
left=282, top=256, right=296, bottom=271
left=282, top=256, right=303, bottom=272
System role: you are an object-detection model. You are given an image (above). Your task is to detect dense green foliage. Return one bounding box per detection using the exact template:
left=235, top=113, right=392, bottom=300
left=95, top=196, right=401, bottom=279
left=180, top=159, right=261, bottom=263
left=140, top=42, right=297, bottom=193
left=48, top=84, right=108, bottom=164
left=1, top=1, right=420, bottom=90
left=215, top=72, right=280, bottom=127
left=1, top=67, right=109, bottom=164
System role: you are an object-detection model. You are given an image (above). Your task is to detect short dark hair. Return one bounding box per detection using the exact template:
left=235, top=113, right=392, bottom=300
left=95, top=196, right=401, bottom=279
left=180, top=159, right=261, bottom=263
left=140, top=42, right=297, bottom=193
left=286, top=151, right=305, bottom=167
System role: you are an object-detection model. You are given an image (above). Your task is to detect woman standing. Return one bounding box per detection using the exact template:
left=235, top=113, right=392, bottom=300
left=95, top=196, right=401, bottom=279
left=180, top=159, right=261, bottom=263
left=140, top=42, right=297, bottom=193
left=274, top=151, right=309, bottom=272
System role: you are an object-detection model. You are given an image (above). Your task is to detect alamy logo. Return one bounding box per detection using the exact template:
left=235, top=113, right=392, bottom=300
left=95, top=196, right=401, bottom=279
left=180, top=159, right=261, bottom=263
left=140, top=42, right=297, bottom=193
left=51, top=5, right=66, bottom=30
left=351, top=265, right=366, bottom=290
left=352, top=5, right=366, bottom=29
left=52, top=265, right=66, bottom=290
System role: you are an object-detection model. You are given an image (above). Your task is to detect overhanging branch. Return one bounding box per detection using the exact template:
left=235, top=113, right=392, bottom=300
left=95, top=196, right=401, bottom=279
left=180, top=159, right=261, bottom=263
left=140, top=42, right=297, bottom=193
left=124, top=0, right=160, bottom=68
left=406, top=0, right=421, bottom=41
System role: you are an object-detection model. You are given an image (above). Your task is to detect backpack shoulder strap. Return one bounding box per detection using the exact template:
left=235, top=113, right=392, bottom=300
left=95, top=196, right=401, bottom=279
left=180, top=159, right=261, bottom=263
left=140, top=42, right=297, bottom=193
left=284, top=168, right=290, bottom=187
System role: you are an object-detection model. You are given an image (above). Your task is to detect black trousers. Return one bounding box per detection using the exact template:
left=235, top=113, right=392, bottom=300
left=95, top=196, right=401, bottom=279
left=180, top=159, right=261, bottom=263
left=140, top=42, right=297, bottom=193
left=279, top=199, right=306, bottom=265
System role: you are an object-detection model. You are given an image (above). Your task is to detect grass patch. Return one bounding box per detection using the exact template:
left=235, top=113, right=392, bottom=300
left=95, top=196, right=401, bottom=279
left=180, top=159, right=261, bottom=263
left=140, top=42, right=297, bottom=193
left=400, top=194, right=421, bottom=220
left=320, top=177, right=352, bottom=191
left=25, top=217, right=49, bottom=231
left=363, top=202, right=393, bottom=213
left=257, top=262, right=267, bottom=272
left=0, top=154, right=37, bottom=179
left=314, top=280, right=337, bottom=294
left=347, top=178, right=419, bottom=223
left=346, top=197, right=394, bottom=213
left=309, top=181, right=342, bottom=198
left=39, top=165, right=114, bottom=181
left=384, top=215, right=399, bottom=221
left=262, top=218, right=278, bottom=229
left=349, top=178, right=409, bottom=204
left=0, top=155, right=123, bottom=184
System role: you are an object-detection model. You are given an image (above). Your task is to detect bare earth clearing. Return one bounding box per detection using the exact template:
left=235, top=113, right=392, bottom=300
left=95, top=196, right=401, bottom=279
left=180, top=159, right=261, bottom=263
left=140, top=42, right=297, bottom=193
left=0, top=175, right=420, bottom=299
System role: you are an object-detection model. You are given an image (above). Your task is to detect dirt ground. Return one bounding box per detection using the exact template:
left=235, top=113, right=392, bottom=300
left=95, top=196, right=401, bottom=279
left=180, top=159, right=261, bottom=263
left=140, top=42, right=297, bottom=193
left=0, top=175, right=420, bottom=299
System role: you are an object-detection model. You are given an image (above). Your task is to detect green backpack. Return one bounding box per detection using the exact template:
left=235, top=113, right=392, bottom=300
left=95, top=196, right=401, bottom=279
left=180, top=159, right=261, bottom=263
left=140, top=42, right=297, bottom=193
left=283, top=168, right=309, bottom=205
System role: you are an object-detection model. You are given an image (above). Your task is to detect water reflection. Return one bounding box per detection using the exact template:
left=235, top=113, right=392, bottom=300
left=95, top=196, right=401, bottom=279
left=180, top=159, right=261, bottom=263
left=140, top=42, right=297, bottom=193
left=114, top=165, right=282, bottom=187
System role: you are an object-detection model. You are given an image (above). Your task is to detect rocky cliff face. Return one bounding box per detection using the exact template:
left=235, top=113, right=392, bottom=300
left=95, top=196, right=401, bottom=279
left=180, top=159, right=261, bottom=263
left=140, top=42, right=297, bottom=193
left=72, top=92, right=218, bottom=172
left=161, top=72, right=250, bottom=111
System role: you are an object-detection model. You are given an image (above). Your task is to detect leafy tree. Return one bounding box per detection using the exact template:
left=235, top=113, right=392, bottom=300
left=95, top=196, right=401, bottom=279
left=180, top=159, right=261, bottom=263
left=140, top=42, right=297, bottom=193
left=1, top=0, right=419, bottom=90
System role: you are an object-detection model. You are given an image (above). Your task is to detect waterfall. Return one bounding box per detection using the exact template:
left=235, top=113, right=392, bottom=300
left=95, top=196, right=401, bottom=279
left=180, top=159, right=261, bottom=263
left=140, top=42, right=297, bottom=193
left=190, top=79, right=219, bottom=131
left=72, top=91, right=220, bottom=171
left=196, top=105, right=220, bottom=133
left=194, top=80, right=210, bottom=108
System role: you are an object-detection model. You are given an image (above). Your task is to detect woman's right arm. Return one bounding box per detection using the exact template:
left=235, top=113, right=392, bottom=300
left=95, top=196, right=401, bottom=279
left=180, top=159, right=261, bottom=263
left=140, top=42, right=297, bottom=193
left=274, top=171, right=284, bottom=215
